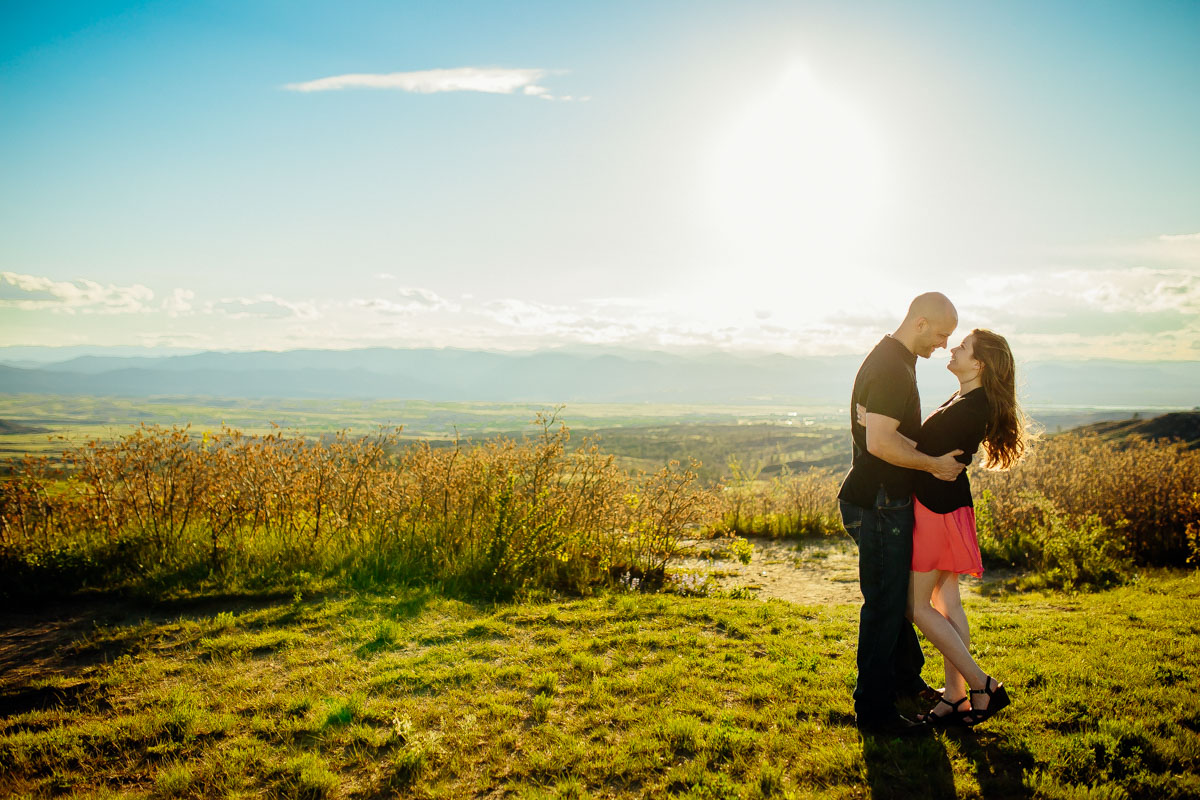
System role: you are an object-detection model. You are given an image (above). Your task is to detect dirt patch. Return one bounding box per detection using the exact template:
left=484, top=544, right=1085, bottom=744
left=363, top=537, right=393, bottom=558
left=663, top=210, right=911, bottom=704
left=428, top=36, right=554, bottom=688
left=677, top=536, right=993, bottom=606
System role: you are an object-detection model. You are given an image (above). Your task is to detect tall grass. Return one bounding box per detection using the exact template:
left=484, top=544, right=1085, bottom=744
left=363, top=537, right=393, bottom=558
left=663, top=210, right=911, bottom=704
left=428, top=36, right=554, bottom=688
left=0, top=414, right=713, bottom=599
left=2, top=419, right=1196, bottom=599
left=717, top=462, right=843, bottom=538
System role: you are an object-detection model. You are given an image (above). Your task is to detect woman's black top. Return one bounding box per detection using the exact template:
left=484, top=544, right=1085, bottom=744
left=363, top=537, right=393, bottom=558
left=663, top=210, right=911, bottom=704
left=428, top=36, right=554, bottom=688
left=913, top=387, right=989, bottom=514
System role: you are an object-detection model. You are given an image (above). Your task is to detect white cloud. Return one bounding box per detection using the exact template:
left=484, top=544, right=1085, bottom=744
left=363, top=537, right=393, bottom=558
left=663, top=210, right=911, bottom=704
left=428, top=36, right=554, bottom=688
left=396, top=287, right=453, bottom=309
left=208, top=295, right=319, bottom=320
left=162, top=288, right=195, bottom=316
left=0, top=271, right=154, bottom=314
left=4, top=263, right=1194, bottom=360
left=963, top=268, right=1200, bottom=318
left=948, top=267, right=1200, bottom=359
left=374, top=272, right=397, bottom=280
left=351, top=287, right=457, bottom=316
left=482, top=298, right=578, bottom=327
left=1158, top=232, right=1200, bottom=243
left=283, top=67, right=564, bottom=98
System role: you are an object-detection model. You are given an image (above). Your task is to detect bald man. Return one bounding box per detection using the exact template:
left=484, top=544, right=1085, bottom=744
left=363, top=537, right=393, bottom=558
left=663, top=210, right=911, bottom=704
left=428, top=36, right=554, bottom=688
left=838, top=292, right=966, bottom=737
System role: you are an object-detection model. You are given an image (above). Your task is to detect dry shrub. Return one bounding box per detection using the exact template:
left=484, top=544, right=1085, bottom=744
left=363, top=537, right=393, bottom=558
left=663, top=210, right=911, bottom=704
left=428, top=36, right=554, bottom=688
left=718, top=464, right=842, bottom=538
left=974, top=490, right=1128, bottom=590
left=0, top=415, right=715, bottom=599
left=973, top=433, right=1200, bottom=566
left=717, top=431, right=1199, bottom=584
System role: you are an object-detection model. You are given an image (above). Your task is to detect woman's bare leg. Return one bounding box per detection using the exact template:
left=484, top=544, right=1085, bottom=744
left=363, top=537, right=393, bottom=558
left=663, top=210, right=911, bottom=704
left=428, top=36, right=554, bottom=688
left=909, top=570, right=988, bottom=701
left=932, top=573, right=970, bottom=701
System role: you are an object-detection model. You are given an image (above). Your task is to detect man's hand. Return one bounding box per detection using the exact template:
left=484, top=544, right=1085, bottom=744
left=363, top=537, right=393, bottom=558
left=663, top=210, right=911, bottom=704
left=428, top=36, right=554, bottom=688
left=931, top=451, right=965, bottom=482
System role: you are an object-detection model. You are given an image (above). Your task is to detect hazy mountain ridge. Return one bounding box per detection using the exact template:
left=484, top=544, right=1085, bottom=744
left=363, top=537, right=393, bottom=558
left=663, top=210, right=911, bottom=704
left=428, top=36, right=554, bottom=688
left=1, top=348, right=1198, bottom=406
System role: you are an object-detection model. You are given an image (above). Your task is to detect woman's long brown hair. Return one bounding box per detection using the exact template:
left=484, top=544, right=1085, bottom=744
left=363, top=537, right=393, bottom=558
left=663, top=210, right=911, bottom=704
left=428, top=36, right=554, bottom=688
left=972, top=328, right=1028, bottom=470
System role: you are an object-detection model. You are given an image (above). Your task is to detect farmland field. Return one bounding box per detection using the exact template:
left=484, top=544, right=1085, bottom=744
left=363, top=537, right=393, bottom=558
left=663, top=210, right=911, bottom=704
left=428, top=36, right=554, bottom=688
left=0, top=394, right=1177, bottom=480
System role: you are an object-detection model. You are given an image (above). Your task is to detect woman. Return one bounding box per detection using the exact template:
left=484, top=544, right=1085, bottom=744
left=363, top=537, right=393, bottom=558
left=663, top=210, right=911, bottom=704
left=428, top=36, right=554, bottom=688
left=912, top=328, right=1028, bottom=727
left=861, top=328, right=1027, bottom=726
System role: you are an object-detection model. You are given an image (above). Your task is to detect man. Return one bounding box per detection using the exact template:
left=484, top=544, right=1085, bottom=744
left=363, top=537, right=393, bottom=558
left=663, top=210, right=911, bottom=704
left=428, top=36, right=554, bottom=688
left=839, top=292, right=966, bottom=737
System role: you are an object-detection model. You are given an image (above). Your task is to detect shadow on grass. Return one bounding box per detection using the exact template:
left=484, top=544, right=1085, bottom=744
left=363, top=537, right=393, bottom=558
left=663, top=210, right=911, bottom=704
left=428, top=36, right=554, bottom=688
left=861, top=732, right=956, bottom=800
left=0, top=583, right=444, bottom=696
left=960, top=730, right=1036, bottom=799
left=860, top=726, right=1035, bottom=800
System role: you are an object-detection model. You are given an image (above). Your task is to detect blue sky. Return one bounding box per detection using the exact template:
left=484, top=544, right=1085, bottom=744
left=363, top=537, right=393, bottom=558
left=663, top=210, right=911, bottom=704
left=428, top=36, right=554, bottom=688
left=2, top=0, right=1198, bottom=359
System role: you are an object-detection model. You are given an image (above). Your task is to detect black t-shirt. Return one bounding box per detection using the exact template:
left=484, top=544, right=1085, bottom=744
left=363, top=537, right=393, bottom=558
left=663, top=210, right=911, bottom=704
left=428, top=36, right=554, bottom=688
left=838, top=336, right=922, bottom=508
left=913, top=388, right=989, bottom=513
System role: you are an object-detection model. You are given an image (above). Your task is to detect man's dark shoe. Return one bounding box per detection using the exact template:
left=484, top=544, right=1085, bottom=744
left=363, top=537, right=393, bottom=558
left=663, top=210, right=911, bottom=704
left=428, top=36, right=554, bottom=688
left=896, top=683, right=943, bottom=705
left=917, top=685, right=944, bottom=705
left=856, top=713, right=931, bottom=738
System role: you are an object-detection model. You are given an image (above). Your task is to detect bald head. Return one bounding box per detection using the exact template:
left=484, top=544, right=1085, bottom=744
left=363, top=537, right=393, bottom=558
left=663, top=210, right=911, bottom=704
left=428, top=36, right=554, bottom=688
left=894, top=292, right=958, bottom=358
left=903, top=292, right=957, bottom=327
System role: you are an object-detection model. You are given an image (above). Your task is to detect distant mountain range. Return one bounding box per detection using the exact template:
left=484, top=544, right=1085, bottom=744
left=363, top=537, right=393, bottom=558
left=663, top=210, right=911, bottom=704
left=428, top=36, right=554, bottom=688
left=1, top=347, right=1198, bottom=408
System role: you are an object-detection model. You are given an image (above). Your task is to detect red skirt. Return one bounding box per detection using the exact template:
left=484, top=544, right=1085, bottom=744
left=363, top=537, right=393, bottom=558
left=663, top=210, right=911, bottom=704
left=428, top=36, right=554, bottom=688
left=912, top=496, right=983, bottom=577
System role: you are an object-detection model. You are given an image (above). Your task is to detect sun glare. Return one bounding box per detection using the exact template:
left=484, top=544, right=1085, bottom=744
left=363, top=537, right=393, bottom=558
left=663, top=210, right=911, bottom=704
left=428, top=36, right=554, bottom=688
left=708, top=63, right=889, bottom=295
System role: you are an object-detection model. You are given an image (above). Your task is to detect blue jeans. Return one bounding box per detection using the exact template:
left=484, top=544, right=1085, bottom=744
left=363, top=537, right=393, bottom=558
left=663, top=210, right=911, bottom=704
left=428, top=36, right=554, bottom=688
left=840, top=487, right=926, bottom=721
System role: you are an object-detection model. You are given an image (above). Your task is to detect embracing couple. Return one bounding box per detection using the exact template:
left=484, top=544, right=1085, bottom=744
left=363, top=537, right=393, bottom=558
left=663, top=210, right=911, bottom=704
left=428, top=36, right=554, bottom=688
left=839, top=292, right=1028, bottom=737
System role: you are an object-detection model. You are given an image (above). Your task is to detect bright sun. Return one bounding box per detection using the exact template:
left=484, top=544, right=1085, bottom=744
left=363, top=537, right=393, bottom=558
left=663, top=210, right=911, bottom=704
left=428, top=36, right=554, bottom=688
left=709, top=63, right=889, bottom=293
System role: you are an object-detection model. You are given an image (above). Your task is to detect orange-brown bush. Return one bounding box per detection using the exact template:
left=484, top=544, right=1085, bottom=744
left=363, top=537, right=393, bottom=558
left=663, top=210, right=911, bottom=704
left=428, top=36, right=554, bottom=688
left=717, top=464, right=843, bottom=538
left=972, top=432, right=1200, bottom=567
left=717, top=432, right=1200, bottom=576
left=0, top=415, right=715, bottom=599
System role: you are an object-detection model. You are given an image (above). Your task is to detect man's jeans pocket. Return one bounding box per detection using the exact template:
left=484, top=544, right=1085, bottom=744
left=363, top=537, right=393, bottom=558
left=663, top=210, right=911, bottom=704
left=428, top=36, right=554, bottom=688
left=839, top=500, right=863, bottom=546
left=875, top=487, right=912, bottom=512
left=874, top=487, right=914, bottom=542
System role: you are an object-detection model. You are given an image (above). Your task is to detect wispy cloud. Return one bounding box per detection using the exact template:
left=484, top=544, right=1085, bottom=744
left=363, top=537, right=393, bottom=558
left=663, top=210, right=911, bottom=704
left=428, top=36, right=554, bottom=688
left=283, top=67, right=579, bottom=99
left=482, top=298, right=579, bottom=327
left=351, top=287, right=457, bottom=315
left=207, top=295, right=319, bottom=320
left=162, top=288, right=195, bottom=316
left=4, top=267, right=1195, bottom=360
left=963, top=268, right=1200, bottom=319
left=950, top=267, right=1200, bottom=359
left=0, top=271, right=154, bottom=314
left=1061, top=231, right=1200, bottom=269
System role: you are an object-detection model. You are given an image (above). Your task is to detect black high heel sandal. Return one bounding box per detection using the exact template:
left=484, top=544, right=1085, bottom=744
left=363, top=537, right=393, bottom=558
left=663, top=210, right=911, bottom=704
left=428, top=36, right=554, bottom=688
left=968, top=676, right=1010, bottom=724
left=919, top=695, right=974, bottom=727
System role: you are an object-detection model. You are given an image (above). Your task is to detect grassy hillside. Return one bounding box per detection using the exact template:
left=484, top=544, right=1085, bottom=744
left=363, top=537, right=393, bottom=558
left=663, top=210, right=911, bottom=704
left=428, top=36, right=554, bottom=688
left=2, top=571, right=1198, bottom=799
left=1070, top=411, right=1200, bottom=450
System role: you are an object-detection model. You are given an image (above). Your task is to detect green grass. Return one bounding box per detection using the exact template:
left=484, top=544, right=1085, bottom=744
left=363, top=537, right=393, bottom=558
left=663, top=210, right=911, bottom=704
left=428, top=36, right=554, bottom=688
left=1, top=573, right=1198, bottom=798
